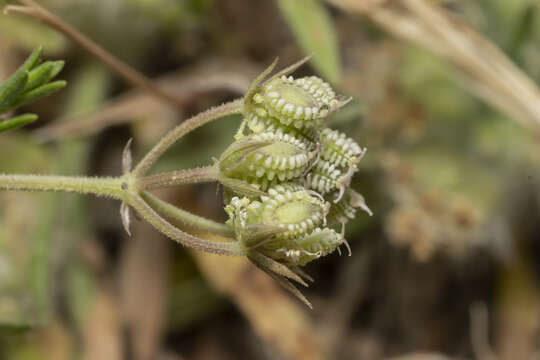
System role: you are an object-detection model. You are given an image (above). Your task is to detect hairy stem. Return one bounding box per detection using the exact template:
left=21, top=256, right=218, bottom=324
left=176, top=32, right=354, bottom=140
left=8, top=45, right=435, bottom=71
left=0, top=174, right=125, bottom=199
left=133, top=98, right=243, bottom=177
left=5, top=0, right=185, bottom=108
left=142, top=192, right=233, bottom=237
left=127, top=192, right=244, bottom=256
left=0, top=173, right=242, bottom=255
left=138, top=165, right=218, bottom=190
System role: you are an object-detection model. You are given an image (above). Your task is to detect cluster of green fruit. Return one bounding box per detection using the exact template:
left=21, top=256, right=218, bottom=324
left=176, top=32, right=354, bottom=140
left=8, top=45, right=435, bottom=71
left=218, top=63, right=371, bottom=268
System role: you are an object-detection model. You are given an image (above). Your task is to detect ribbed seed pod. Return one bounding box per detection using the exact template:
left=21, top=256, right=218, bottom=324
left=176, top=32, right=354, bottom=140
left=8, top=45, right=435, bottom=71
left=249, top=75, right=339, bottom=130
left=225, top=184, right=330, bottom=250
left=320, top=128, right=365, bottom=168
left=219, top=132, right=314, bottom=188
left=294, top=76, right=338, bottom=115
left=327, top=189, right=373, bottom=226
left=274, top=228, right=344, bottom=266
left=306, top=159, right=346, bottom=195
left=246, top=112, right=318, bottom=149
left=259, top=184, right=329, bottom=242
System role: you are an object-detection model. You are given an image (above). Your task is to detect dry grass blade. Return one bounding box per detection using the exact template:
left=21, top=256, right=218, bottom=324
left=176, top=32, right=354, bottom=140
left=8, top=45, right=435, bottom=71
left=34, top=64, right=252, bottom=142
left=82, top=287, right=124, bottom=360
left=4, top=0, right=186, bottom=108
left=193, top=244, right=324, bottom=360
left=119, top=220, right=170, bottom=360
left=469, top=302, right=498, bottom=360
left=325, top=0, right=540, bottom=133
left=34, top=91, right=173, bottom=142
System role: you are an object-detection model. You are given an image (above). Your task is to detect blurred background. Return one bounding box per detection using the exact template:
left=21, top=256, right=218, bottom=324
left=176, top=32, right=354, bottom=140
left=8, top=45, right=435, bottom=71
left=1, top=0, right=540, bottom=359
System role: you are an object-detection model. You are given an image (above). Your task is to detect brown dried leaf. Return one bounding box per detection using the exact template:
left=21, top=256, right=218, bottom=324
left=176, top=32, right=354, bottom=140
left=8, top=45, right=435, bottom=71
left=119, top=220, right=170, bottom=360
left=81, top=287, right=124, bottom=360
left=192, top=233, right=324, bottom=360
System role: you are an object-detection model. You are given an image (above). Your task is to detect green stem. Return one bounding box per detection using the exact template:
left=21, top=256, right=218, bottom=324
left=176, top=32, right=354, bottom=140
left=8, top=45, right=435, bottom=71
left=133, top=98, right=243, bottom=177
left=142, top=191, right=233, bottom=238
left=138, top=165, right=218, bottom=191
left=126, top=192, right=244, bottom=256
left=0, top=173, right=243, bottom=256
left=0, top=174, right=125, bottom=199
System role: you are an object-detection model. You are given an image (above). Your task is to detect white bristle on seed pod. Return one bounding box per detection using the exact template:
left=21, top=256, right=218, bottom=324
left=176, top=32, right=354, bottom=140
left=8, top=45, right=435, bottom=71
left=320, top=128, right=365, bottom=168
left=246, top=112, right=318, bottom=149
left=305, top=159, right=346, bottom=195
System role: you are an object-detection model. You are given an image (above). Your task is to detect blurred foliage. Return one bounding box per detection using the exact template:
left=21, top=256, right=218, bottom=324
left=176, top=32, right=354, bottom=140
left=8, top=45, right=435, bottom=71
left=0, top=135, right=55, bottom=328
left=276, top=0, right=342, bottom=84
left=0, top=8, right=66, bottom=53
left=0, top=47, right=65, bottom=132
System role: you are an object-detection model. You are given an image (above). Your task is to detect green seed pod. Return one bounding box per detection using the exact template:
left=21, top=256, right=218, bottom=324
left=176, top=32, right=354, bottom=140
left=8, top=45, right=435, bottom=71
left=247, top=74, right=339, bottom=130
left=219, top=132, right=314, bottom=191
left=225, top=183, right=330, bottom=247
left=293, top=76, right=339, bottom=115
left=224, top=190, right=347, bottom=267
left=327, top=189, right=373, bottom=226
left=274, top=228, right=345, bottom=266
left=320, top=128, right=365, bottom=168
left=224, top=185, right=348, bottom=267
left=259, top=184, right=329, bottom=242
left=306, top=159, right=349, bottom=195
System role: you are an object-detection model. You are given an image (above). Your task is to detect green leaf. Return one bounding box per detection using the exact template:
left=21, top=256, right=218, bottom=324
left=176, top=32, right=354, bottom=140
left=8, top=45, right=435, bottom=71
left=24, top=60, right=65, bottom=92
left=0, top=47, right=43, bottom=113
left=0, top=72, right=28, bottom=114
left=0, top=138, right=55, bottom=327
left=0, top=114, right=38, bottom=133
left=9, top=80, right=67, bottom=110
left=21, top=46, right=43, bottom=71
left=276, top=0, right=342, bottom=84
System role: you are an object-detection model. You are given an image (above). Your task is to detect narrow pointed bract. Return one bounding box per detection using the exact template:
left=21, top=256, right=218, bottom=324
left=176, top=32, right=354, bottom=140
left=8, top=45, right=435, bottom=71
left=120, top=202, right=131, bottom=237
left=122, top=138, right=133, bottom=174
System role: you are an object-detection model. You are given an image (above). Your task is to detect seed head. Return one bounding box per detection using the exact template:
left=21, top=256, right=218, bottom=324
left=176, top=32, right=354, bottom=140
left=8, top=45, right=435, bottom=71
left=219, top=132, right=315, bottom=191
left=246, top=72, right=340, bottom=131
left=217, top=58, right=372, bottom=307
left=224, top=183, right=347, bottom=267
